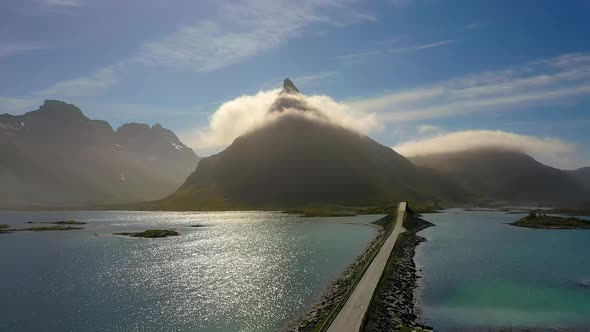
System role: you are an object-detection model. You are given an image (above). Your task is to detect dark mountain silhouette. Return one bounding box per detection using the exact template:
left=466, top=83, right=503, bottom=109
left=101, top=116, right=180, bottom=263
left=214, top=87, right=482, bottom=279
left=568, top=167, right=590, bottom=191
left=410, top=148, right=590, bottom=205
left=0, top=100, right=199, bottom=208
left=160, top=80, right=465, bottom=209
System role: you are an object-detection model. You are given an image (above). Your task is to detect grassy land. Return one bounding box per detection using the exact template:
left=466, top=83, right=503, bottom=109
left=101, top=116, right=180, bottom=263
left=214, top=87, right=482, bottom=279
left=114, top=229, right=180, bottom=238
left=24, top=225, right=83, bottom=231
left=283, top=208, right=358, bottom=217
left=0, top=224, right=9, bottom=230
left=511, top=212, right=590, bottom=229
left=284, top=205, right=401, bottom=218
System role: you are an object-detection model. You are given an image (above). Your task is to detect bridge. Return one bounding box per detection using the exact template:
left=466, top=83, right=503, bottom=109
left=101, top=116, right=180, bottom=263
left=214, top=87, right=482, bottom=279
left=326, top=201, right=407, bottom=332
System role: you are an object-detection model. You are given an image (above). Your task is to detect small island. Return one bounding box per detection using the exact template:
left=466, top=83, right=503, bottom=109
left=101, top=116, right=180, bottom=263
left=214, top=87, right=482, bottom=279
left=511, top=211, right=590, bottom=229
left=24, top=225, right=84, bottom=231
left=0, top=224, right=15, bottom=234
left=19, top=220, right=86, bottom=231
left=27, top=220, right=87, bottom=225
left=114, top=229, right=180, bottom=238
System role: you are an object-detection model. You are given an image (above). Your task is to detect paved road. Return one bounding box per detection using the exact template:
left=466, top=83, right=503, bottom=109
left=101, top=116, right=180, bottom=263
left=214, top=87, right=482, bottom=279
left=327, top=202, right=407, bottom=332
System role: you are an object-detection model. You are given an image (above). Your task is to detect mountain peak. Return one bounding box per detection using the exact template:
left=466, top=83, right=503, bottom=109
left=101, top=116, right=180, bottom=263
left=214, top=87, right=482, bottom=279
left=34, top=100, right=87, bottom=121
left=281, top=78, right=300, bottom=94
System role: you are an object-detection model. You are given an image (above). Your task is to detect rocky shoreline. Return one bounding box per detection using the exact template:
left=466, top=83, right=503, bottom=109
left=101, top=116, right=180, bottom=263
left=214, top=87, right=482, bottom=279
left=286, top=214, right=395, bottom=332
left=362, top=214, right=434, bottom=332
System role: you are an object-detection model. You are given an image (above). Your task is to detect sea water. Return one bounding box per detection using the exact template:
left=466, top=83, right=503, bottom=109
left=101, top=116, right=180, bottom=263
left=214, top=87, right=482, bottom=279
left=0, top=211, right=380, bottom=331
left=416, top=209, right=590, bottom=330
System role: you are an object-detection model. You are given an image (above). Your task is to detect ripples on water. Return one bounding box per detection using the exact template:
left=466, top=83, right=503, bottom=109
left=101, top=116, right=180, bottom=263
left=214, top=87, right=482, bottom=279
left=416, top=209, right=590, bottom=331
left=0, top=211, right=379, bottom=331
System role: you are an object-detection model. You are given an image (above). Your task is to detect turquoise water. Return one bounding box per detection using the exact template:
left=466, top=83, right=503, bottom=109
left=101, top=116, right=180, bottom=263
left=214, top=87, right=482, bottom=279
left=0, top=211, right=380, bottom=331
left=416, top=209, right=590, bottom=331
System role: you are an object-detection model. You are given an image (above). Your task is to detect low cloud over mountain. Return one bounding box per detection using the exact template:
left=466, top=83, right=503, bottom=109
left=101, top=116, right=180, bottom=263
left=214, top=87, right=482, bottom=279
left=394, top=130, right=580, bottom=169
left=181, top=82, right=381, bottom=152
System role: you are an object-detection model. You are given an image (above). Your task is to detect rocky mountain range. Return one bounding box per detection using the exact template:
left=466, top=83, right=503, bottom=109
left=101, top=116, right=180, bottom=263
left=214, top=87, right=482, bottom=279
left=0, top=100, right=199, bottom=208
left=2, top=83, right=588, bottom=210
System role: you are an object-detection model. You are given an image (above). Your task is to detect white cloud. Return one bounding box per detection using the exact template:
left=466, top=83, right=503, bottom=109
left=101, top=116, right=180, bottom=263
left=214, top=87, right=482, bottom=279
left=44, top=0, right=81, bottom=7
left=38, top=0, right=83, bottom=14
left=0, top=97, right=40, bottom=114
left=416, top=124, right=441, bottom=135
left=394, top=130, right=580, bottom=169
left=6, top=0, right=370, bottom=101
left=181, top=86, right=380, bottom=152
left=416, top=39, right=454, bottom=50
left=135, top=0, right=371, bottom=72
left=136, top=21, right=284, bottom=72
left=464, top=22, right=484, bottom=30
left=291, top=71, right=338, bottom=86
left=180, top=89, right=281, bottom=151
left=0, top=43, right=49, bottom=58
left=388, top=39, right=455, bottom=54
left=39, top=63, right=124, bottom=98
left=347, top=52, right=590, bottom=123
left=337, top=50, right=383, bottom=64
left=337, top=39, right=454, bottom=64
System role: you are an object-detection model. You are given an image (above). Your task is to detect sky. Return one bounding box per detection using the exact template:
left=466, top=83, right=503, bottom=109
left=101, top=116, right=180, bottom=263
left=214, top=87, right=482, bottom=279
left=1, top=0, right=590, bottom=169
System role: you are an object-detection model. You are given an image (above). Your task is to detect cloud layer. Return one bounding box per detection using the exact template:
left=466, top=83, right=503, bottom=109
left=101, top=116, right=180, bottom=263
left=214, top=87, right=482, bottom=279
left=348, top=53, right=590, bottom=123
left=394, top=130, right=579, bottom=169
left=181, top=88, right=380, bottom=152
left=0, top=0, right=372, bottom=107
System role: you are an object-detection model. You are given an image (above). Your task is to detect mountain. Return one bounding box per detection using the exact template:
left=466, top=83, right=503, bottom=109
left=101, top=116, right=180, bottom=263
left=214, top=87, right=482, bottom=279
left=0, top=100, right=199, bottom=208
left=159, top=79, right=465, bottom=209
left=568, top=167, right=590, bottom=191
left=410, top=148, right=590, bottom=205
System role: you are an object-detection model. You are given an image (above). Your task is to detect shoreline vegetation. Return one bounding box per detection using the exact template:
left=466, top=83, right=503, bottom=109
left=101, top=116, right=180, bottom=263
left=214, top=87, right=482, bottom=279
left=113, top=229, right=180, bottom=238
left=0, top=224, right=15, bottom=234
left=284, top=202, right=442, bottom=218
left=511, top=211, right=590, bottom=229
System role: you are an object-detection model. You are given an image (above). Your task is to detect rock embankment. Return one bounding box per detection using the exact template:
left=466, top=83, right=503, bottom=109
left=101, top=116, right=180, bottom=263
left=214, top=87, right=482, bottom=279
left=286, top=214, right=395, bottom=332
left=362, top=214, right=434, bottom=332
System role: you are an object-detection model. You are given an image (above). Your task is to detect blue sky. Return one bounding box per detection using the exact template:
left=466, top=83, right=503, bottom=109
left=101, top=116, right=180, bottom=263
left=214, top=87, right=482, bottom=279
left=1, top=0, right=590, bottom=168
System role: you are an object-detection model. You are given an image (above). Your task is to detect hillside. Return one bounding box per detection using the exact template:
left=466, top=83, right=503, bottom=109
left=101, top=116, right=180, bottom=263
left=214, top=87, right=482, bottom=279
left=159, top=80, right=465, bottom=209
left=410, top=148, right=590, bottom=205
left=0, top=100, right=199, bottom=208
left=568, top=167, right=590, bottom=191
